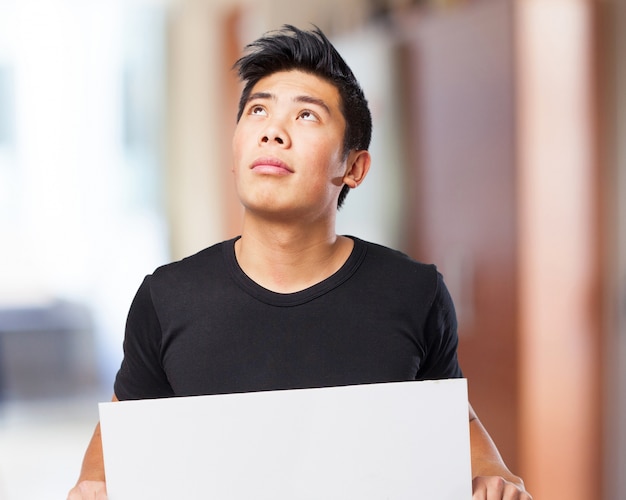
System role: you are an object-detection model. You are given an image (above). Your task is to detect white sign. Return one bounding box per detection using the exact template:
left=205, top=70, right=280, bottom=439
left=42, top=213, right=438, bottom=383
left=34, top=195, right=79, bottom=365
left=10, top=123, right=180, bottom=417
left=100, top=379, right=471, bottom=499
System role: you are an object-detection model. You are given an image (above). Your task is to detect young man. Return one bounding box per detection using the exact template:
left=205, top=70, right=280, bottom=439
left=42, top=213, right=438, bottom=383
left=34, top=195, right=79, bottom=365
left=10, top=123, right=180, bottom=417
left=68, top=25, right=532, bottom=500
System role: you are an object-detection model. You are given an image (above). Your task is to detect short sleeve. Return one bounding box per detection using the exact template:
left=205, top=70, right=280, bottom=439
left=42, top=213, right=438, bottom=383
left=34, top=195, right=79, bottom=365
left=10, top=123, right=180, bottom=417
left=114, top=275, right=174, bottom=400
left=416, top=272, right=464, bottom=380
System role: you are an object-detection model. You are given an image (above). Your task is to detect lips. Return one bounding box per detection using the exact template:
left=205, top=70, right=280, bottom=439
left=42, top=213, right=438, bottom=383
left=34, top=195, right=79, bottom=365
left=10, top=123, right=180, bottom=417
left=250, top=157, right=293, bottom=175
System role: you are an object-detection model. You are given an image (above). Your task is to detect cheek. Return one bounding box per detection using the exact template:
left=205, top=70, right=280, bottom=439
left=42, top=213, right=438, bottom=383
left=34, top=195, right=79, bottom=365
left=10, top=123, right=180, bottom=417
left=324, top=147, right=348, bottom=179
left=232, top=131, right=242, bottom=160
left=232, top=121, right=252, bottom=154
left=306, top=133, right=344, bottom=165
left=231, top=132, right=247, bottom=175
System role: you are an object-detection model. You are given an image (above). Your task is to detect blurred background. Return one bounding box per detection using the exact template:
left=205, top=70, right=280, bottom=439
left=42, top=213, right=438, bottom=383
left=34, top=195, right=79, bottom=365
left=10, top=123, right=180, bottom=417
left=0, top=0, right=623, bottom=498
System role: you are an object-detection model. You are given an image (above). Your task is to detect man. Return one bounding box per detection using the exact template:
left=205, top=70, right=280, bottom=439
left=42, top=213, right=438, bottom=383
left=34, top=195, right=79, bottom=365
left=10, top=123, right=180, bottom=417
left=68, top=25, right=532, bottom=500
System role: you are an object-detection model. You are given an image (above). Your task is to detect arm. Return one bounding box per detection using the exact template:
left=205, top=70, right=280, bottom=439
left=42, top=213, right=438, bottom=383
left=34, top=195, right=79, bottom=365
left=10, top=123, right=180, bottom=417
left=469, top=403, right=532, bottom=499
left=67, top=395, right=118, bottom=500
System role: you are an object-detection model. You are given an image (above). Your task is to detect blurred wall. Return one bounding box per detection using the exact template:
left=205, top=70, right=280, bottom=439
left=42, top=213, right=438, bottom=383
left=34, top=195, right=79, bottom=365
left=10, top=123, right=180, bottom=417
left=0, top=0, right=171, bottom=392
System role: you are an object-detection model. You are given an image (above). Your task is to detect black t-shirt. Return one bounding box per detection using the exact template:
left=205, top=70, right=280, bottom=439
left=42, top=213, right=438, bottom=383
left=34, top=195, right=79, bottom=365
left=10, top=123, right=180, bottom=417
left=114, top=237, right=463, bottom=400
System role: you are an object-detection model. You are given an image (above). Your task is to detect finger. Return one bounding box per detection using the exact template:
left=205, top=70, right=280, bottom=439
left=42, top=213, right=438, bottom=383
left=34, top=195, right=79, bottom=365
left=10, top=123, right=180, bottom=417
left=472, top=476, right=511, bottom=500
left=501, top=479, right=532, bottom=500
left=486, top=477, right=506, bottom=500
left=505, top=486, right=533, bottom=500
left=471, top=476, right=489, bottom=499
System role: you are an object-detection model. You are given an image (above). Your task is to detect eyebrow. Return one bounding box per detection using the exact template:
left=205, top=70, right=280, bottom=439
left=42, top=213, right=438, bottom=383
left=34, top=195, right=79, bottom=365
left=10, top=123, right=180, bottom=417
left=246, top=92, right=331, bottom=115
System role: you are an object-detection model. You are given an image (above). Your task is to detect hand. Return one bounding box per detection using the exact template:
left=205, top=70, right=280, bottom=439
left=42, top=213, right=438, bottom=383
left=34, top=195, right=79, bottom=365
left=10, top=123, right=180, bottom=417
left=472, top=476, right=533, bottom=499
left=67, top=480, right=107, bottom=499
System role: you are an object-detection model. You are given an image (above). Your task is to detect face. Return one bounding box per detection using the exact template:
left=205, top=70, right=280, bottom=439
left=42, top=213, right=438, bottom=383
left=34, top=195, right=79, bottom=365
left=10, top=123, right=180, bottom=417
left=232, top=70, right=354, bottom=222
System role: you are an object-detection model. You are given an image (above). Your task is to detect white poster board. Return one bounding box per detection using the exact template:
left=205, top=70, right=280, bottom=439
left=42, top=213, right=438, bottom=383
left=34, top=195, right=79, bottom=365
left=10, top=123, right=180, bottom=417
left=100, top=379, right=471, bottom=499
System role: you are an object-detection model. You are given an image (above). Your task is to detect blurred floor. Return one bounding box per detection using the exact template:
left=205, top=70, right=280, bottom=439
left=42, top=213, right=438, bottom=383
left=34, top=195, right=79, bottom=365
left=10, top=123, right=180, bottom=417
left=0, top=394, right=105, bottom=500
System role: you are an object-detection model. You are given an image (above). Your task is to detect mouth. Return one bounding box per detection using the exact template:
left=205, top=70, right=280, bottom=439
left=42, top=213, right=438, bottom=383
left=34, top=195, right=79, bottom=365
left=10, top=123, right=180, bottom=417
left=250, top=157, right=293, bottom=175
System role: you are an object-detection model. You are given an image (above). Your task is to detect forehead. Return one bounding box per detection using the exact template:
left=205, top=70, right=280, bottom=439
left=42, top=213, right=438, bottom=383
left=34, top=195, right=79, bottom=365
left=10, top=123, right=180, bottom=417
left=248, top=70, right=342, bottom=109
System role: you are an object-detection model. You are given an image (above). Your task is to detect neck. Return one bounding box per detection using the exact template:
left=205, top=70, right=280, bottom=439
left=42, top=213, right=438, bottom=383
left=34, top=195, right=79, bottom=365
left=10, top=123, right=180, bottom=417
left=235, top=215, right=352, bottom=293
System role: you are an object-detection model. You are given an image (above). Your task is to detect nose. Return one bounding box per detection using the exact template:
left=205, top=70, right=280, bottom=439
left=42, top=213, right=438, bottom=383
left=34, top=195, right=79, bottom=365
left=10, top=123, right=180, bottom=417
left=259, top=120, right=291, bottom=147
left=261, top=134, right=285, bottom=145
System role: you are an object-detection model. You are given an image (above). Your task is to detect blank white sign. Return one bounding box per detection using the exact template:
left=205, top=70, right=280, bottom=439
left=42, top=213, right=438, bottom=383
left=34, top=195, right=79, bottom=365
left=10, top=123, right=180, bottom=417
left=100, top=379, right=471, bottom=499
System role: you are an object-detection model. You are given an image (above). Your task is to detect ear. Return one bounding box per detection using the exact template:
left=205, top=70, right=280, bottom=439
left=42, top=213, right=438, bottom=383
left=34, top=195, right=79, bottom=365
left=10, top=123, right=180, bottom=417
left=342, top=150, right=371, bottom=189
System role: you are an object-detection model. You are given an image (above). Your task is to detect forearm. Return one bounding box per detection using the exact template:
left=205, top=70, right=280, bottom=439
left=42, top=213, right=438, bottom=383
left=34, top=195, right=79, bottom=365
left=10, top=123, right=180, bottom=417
left=75, top=394, right=118, bottom=485
left=75, top=422, right=106, bottom=484
left=468, top=404, right=524, bottom=488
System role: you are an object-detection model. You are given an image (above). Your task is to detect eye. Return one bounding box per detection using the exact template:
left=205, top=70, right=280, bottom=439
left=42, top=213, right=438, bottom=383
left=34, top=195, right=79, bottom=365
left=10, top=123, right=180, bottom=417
left=298, top=110, right=319, bottom=122
left=249, top=105, right=267, bottom=116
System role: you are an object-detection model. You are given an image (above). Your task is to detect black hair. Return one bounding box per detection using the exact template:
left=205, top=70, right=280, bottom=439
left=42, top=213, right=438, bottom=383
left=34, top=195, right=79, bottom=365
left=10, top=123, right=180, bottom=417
left=233, top=25, right=372, bottom=209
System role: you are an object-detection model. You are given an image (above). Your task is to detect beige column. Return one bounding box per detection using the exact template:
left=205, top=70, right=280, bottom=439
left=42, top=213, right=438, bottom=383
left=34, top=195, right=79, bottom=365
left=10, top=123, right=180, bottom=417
left=166, top=0, right=235, bottom=259
left=515, top=1, right=601, bottom=498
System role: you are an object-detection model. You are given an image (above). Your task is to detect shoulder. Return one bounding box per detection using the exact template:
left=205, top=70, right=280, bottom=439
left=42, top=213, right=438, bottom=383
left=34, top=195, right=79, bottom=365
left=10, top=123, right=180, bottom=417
left=354, top=237, right=437, bottom=279
left=350, top=237, right=443, bottom=304
left=148, top=238, right=235, bottom=289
